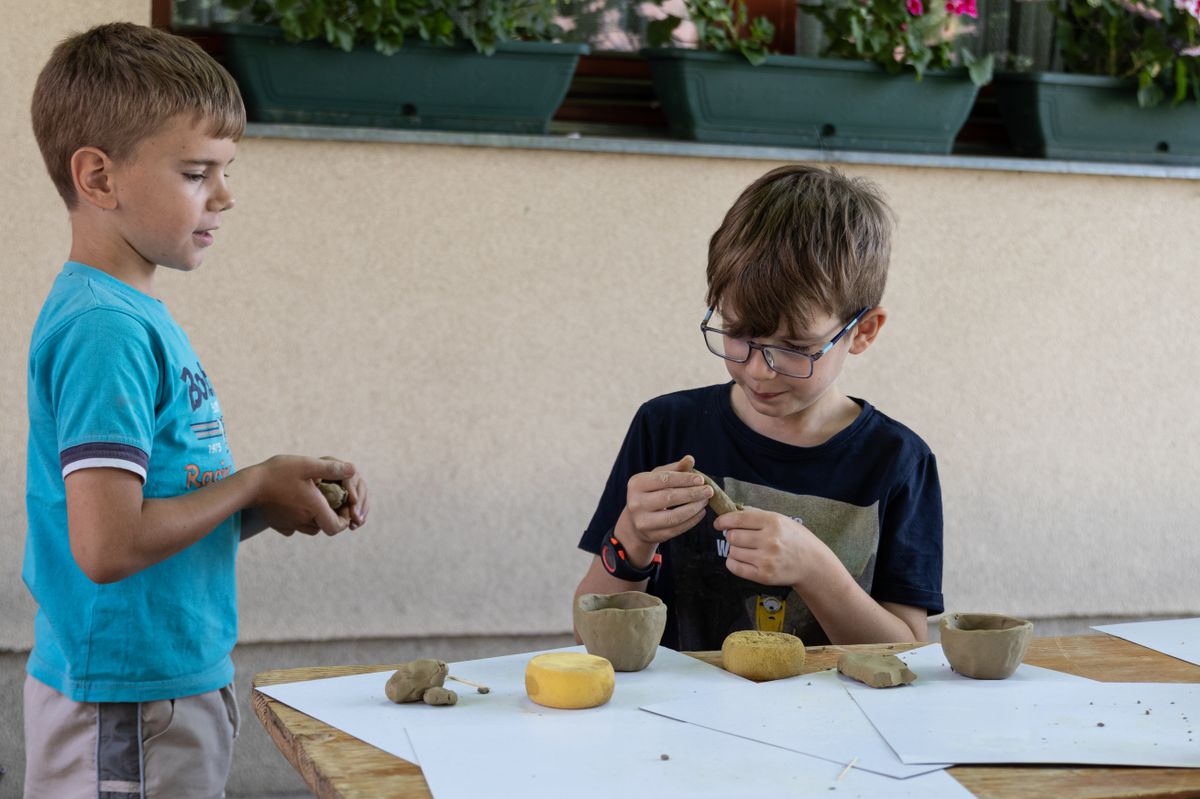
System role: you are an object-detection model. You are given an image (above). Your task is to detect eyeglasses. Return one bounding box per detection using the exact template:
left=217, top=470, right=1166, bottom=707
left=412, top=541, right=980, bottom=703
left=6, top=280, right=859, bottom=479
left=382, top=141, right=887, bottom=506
left=700, top=306, right=870, bottom=379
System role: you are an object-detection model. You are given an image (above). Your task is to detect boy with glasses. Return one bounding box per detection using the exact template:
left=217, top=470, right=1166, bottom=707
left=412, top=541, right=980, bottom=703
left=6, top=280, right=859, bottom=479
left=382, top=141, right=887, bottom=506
left=574, top=165, right=942, bottom=650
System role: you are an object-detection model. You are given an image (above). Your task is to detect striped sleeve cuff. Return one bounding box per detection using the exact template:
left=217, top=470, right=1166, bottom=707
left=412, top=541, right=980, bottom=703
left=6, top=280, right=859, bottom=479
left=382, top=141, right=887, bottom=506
left=60, top=442, right=149, bottom=483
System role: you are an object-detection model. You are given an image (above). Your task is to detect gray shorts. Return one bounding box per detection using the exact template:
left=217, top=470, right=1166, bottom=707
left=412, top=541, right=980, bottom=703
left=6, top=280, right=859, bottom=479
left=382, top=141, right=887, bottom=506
left=23, top=674, right=240, bottom=799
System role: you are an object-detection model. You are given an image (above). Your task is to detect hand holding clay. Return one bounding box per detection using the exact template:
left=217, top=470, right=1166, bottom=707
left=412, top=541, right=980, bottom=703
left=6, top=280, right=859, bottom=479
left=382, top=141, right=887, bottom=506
left=318, top=455, right=369, bottom=530
left=623, top=455, right=713, bottom=546
left=837, top=652, right=917, bottom=688
left=715, top=509, right=819, bottom=587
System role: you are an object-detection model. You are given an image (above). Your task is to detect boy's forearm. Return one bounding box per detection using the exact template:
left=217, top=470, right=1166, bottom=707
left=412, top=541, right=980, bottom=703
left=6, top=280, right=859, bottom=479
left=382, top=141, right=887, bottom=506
left=796, top=547, right=925, bottom=645
left=68, top=466, right=263, bottom=583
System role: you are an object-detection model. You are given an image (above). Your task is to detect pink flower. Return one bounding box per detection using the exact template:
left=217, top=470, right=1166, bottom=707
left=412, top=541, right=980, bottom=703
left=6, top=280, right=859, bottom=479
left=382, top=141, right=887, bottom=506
left=1177, top=0, right=1200, bottom=20
left=945, top=0, right=977, bottom=17
left=906, top=0, right=924, bottom=15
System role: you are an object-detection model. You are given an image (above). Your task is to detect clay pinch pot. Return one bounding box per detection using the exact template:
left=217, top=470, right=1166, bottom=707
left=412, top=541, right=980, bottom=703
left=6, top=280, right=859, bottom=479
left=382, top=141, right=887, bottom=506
left=939, top=612, right=1034, bottom=680
left=574, top=592, right=667, bottom=672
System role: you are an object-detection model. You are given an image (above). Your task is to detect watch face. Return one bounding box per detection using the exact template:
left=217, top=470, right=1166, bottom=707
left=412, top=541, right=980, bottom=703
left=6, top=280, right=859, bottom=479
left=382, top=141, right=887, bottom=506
left=601, top=540, right=618, bottom=574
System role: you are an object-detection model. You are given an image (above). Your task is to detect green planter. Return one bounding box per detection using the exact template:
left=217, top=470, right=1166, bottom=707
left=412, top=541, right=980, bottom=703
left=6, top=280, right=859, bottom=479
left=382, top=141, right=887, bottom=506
left=642, top=49, right=980, bottom=154
left=994, top=71, right=1200, bottom=165
left=213, top=24, right=588, bottom=134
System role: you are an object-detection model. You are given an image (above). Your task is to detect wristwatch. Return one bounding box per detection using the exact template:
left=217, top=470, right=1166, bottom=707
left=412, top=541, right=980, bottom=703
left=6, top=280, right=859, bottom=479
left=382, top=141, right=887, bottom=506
left=600, top=532, right=662, bottom=582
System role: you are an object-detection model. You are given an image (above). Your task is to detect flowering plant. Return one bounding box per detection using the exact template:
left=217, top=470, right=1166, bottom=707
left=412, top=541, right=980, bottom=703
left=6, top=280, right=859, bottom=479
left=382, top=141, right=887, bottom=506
left=801, top=0, right=993, bottom=84
left=1054, top=0, right=1200, bottom=107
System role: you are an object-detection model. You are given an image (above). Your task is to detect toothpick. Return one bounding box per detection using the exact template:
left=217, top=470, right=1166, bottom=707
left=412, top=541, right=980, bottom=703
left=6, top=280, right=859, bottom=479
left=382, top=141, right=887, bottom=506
left=447, top=675, right=490, bottom=694
left=836, top=757, right=858, bottom=780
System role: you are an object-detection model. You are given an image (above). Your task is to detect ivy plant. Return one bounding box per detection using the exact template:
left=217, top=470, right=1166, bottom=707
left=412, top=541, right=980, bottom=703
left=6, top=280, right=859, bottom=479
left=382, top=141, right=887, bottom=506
left=1054, top=0, right=1200, bottom=107
left=645, top=0, right=776, bottom=65
left=221, top=0, right=564, bottom=55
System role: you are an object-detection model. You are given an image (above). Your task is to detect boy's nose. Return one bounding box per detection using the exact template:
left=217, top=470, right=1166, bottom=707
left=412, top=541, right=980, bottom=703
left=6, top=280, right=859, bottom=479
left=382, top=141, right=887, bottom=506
left=745, top=347, right=776, bottom=379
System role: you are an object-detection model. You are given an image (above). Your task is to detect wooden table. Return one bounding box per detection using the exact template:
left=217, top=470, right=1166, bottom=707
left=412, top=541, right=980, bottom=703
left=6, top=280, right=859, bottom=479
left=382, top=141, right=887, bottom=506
left=252, top=634, right=1200, bottom=798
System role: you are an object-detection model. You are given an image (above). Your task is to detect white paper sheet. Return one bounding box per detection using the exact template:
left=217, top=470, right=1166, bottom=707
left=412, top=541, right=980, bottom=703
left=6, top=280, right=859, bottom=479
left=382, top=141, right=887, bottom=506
left=1093, top=617, right=1200, bottom=668
left=848, top=678, right=1200, bottom=767
left=256, top=645, right=748, bottom=764
left=641, top=643, right=1083, bottom=779
left=408, top=707, right=976, bottom=799
left=260, top=645, right=975, bottom=798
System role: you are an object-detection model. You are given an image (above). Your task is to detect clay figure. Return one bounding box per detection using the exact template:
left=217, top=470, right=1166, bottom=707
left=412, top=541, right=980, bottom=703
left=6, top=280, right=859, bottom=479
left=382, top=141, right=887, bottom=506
left=421, top=687, right=458, bottom=706
left=385, top=659, right=448, bottom=703
left=939, top=612, right=1034, bottom=680
left=691, top=469, right=743, bottom=515
left=574, top=592, right=667, bottom=672
left=318, top=480, right=348, bottom=510
left=837, top=652, right=917, bottom=688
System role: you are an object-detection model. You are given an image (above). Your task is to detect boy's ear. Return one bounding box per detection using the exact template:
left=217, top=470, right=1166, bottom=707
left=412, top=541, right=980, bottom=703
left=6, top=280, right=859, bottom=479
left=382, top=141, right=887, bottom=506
left=848, top=307, right=887, bottom=354
left=70, top=147, right=118, bottom=211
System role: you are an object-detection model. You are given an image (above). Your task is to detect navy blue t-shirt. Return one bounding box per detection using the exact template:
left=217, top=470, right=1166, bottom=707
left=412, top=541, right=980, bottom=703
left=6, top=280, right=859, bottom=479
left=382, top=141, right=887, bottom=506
left=578, top=383, right=943, bottom=651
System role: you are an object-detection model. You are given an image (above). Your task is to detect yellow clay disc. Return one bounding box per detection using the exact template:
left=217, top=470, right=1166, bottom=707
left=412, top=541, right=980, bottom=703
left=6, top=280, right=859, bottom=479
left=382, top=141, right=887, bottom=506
left=524, top=652, right=615, bottom=709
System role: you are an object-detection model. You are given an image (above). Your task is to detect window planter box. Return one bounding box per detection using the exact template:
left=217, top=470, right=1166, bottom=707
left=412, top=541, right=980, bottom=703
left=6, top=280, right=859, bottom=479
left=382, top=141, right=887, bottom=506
left=212, top=24, right=588, bottom=134
left=642, top=48, right=979, bottom=154
left=993, top=71, right=1200, bottom=165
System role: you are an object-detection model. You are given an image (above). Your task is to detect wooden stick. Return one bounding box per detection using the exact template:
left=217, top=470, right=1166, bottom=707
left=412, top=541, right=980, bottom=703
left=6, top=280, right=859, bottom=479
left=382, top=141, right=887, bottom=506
left=836, top=757, right=858, bottom=780
left=447, top=675, right=490, bottom=694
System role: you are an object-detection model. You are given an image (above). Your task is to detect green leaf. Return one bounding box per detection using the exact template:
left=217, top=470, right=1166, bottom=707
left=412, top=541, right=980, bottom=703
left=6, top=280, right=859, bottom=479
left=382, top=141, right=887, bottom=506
left=646, top=16, right=683, bottom=47
left=965, top=52, right=994, bottom=87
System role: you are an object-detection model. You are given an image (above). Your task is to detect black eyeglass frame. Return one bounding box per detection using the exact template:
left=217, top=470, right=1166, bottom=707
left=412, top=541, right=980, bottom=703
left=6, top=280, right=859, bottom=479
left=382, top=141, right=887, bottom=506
left=700, top=306, right=871, bottom=379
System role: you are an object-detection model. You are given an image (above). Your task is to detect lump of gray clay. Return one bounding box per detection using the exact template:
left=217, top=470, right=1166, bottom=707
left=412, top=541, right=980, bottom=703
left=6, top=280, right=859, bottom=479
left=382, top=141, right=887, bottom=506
left=690, top=469, right=743, bottom=515
left=385, top=659, right=448, bottom=703
left=318, top=480, right=348, bottom=510
left=837, top=652, right=917, bottom=688
left=422, top=687, right=458, bottom=706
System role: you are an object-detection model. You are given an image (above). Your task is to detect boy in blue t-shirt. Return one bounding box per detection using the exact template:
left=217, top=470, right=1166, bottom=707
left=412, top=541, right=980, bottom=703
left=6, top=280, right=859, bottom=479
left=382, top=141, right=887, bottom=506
left=24, top=23, right=369, bottom=797
left=575, top=165, right=942, bottom=651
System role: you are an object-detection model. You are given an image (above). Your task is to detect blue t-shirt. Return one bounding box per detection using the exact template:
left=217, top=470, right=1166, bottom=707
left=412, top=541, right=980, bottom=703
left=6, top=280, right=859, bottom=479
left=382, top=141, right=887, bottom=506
left=24, top=262, right=239, bottom=702
left=578, top=383, right=943, bottom=651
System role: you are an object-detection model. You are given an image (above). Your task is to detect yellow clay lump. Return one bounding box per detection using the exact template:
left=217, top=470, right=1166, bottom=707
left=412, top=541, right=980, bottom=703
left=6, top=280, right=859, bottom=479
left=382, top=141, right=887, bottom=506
left=525, top=652, right=615, bottom=709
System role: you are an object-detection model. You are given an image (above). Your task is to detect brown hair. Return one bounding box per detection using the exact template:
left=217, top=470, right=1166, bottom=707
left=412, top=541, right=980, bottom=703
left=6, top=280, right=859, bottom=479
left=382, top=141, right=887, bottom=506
left=31, top=22, right=245, bottom=208
left=705, top=165, right=893, bottom=339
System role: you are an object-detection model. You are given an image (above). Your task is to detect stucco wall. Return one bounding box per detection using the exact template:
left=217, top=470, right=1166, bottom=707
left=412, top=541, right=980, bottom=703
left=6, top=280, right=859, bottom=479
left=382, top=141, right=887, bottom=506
left=2, top=2, right=1198, bottom=657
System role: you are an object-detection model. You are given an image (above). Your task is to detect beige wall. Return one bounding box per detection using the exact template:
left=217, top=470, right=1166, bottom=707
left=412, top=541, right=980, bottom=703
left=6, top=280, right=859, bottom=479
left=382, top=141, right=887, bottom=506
left=3, top=2, right=1198, bottom=653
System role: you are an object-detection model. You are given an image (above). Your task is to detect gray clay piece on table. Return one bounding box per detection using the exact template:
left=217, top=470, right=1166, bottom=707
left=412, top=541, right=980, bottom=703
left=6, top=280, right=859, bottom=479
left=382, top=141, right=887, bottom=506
left=385, top=659, right=449, bottom=703
left=837, top=652, right=917, bottom=688
left=421, top=686, right=458, bottom=706
left=939, top=612, right=1034, bottom=680
left=574, top=591, right=668, bottom=672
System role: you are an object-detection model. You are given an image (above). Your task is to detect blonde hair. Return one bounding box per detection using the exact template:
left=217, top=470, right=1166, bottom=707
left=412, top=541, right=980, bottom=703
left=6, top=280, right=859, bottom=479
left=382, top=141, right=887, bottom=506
left=31, top=22, right=245, bottom=208
left=706, top=165, right=893, bottom=338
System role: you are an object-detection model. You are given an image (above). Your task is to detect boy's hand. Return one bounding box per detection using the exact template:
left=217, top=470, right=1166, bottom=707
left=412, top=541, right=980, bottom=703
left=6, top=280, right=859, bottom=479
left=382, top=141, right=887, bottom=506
left=251, top=455, right=356, bottom=536
left=320, top=455, right=369, bottom=531
left=714, top=508, right=824, bottom=588
left=624, top=455, right=713, bottom=547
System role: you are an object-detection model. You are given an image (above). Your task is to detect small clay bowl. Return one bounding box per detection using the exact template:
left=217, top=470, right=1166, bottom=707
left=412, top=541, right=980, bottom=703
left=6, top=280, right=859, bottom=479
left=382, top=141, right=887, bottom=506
left=574, top=592, right=667, bottom=672
left=940, top=612, right=1034, bottom=679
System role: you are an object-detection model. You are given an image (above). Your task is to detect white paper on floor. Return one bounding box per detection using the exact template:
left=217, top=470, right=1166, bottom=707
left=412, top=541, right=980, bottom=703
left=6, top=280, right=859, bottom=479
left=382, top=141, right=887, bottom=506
left=407, top=705, right=976, bottom=799
left=256, top=646, right=749, bottom=764
left=1093, top=618, right=1200, bottom=668
left=847, top=677, right=1200, bottom=767
left=641, top=643, right=1084, bottom=779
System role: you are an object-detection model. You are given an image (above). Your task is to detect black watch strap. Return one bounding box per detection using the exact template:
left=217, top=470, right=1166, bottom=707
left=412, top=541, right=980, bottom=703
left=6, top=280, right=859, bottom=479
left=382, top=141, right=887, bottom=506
left=600, top=532, right=661, bottom=582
